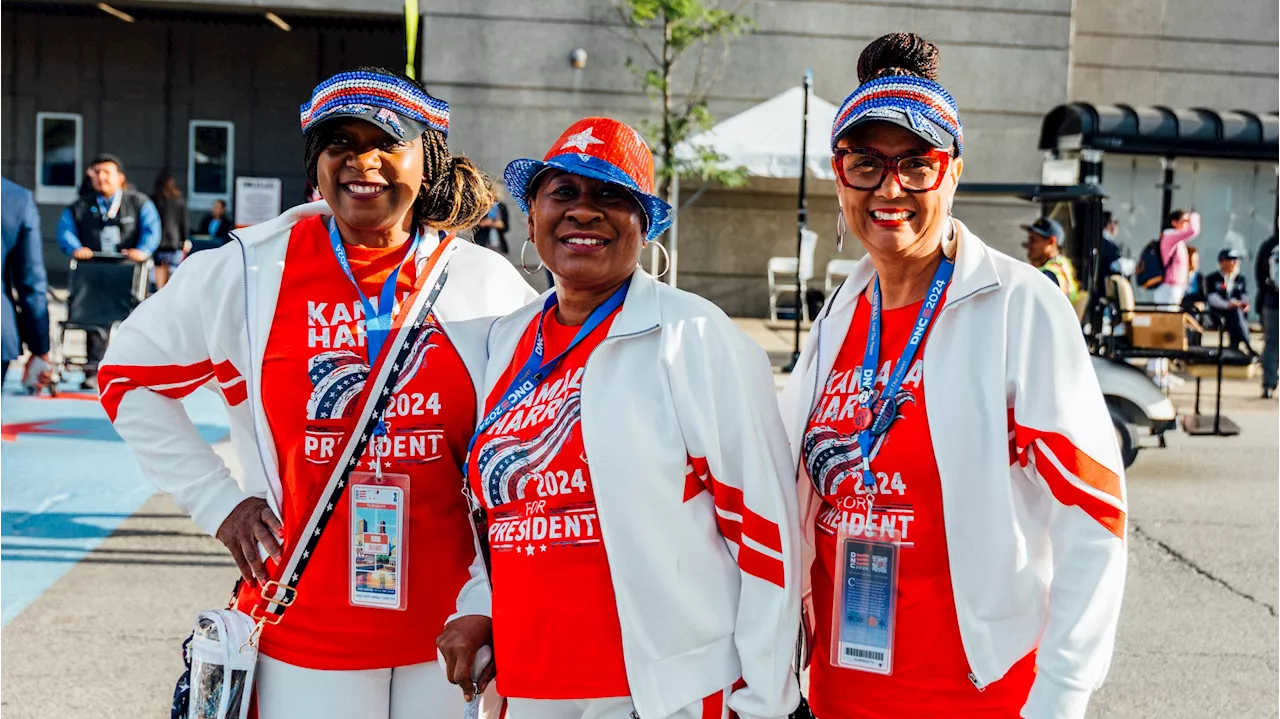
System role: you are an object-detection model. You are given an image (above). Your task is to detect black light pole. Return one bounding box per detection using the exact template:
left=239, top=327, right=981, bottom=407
left=784, top=69, right=812, bottom=373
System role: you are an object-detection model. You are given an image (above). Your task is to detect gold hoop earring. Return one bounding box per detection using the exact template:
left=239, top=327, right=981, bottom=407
left=520, top=239, right=544, bottom=275
left=645, top=240, right=671, bottom=279
left=836, top=212, right=848, bottom=253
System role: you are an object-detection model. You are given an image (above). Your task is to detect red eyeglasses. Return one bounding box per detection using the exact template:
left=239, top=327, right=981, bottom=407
left=833, top=147, right=952, bottom=192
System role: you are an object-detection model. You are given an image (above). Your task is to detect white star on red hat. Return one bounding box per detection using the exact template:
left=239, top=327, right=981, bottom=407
left=561, top=127, right=604, bottom=152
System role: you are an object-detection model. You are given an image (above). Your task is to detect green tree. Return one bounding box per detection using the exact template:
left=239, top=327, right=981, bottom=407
left=618, top=0, right=755, bottom=205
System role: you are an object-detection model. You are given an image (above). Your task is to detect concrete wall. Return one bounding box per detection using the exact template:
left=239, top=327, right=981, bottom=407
left=422, top=0, right=1085, bottom=314
left=420, top=0, right=1277, bottom=315
left=1064, top=0, right=1280, bottom=284
left=4, top=0, right=1274, bottom=308
left=1068, top=0, right=1279, bottom=111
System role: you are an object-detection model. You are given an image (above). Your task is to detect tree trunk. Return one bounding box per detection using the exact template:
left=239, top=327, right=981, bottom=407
left=661, top=14, right=674, bottom=203
left=653, top=12, right=676, bottom=278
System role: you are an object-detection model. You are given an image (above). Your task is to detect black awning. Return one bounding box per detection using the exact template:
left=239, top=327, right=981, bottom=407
left=1039, top=104, right=1279, bottom=162
left=956, top=182, right=1107, bottom=203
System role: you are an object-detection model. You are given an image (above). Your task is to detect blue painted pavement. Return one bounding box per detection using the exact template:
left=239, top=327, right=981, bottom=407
left=0, top=373, right=229, bottom=625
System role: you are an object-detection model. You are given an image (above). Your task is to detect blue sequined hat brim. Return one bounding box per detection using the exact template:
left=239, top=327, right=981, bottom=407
left=832, top=106, right=956, bottom=153
left=303, top=104, right=429, bottom=142
left=831, top=75, right=964, bottom=156
left=300, top=70, right=450, bottom=137
left=504, top=154, right=673, bottom=243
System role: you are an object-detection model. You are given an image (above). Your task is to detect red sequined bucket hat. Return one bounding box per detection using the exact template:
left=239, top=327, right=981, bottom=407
left=504, top=117, right=673, bottom=242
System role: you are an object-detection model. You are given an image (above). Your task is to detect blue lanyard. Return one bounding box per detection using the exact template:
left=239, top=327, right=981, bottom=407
left=327, top=217, right=422, bottom=364
left=465, top=280, right=630, bottom=467
left=855, top=257, right=954, bottom=488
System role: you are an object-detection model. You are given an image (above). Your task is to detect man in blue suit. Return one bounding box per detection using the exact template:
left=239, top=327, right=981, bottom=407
left=2, top=177, right=51, bottom=385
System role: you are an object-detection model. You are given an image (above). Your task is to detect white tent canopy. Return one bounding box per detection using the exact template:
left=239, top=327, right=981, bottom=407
left=674, top=86, right=839, bottom=180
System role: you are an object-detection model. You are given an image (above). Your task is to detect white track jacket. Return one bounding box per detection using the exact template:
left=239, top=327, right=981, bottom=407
left=779, top=221, right=1127, bottom=719
left=479, top=269, right=801, bottom=719
left=99, top=200, right=536, bottom=622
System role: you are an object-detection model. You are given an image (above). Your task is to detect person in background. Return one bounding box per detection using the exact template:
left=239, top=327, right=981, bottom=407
left=1022, top=216, right=1079, bottom=302
left=1144, top=209, right=1200, bottom=387
left=474, top=199, right=509, bottom=254
left=56, top=153, right=160, bottom=390
left=1181, top=246, right=1206, bottom=314
left=1153, top=209, right=1200, bottom=308
left=196, top=199, right=233, bottom=244
left=1255, top=233, right=1278, bottom=398
left=1206, top=248, right=1256, bottom=358
left=151, top=171, right=188, bottom=289
left=1101, top=211, right=1135, bottom=277
left=781, top=32, right=1125, bottom=719
left=1, top=178, right=50, bottom=387
left=1101, top=211, right=1122, bottom=273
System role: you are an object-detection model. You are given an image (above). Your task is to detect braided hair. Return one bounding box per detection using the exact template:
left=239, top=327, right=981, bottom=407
left=302, top=66, right=495, bottom=232
left=856, top=32, right=941, bottom=84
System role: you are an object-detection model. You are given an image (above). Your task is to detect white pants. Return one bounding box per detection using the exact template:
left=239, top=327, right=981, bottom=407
left=1147, top=284, right=1188, bottom=383
left=255, top=655, right=464, bottom=719
left=507, top=687, right=732, bottom=719
left=1151, top=283, right=1186, bottom=308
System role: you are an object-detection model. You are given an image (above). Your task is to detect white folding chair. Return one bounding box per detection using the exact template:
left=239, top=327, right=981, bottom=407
left=825, top=259, right=859, bottom=295
left=768, top=256, right=808, bottom=322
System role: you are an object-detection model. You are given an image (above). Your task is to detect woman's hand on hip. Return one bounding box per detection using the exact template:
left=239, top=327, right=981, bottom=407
left=215, top=497, right=283, bottom=584
left=437, top=615, right=495, bottom=700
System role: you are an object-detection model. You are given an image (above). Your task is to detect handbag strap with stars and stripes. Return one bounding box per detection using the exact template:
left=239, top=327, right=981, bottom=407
left=252, top=237, right=455, bottom=627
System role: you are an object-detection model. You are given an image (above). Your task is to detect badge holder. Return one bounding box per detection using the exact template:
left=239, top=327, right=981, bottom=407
left=349, top=424, right=411, bottom=611
left=830, top=493, right=902, bottom=676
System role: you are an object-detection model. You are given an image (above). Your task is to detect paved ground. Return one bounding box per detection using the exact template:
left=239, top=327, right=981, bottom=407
left=1, top=325, right=1276, bottom=717
left=1092, top=380, right=1278, bottom=717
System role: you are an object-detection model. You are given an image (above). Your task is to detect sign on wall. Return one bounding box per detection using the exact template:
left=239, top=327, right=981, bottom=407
left=234, top=177, right=282, bottom=227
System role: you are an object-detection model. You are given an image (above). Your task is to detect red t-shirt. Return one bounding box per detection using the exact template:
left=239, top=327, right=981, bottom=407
left=238, top=216, right=477, bottom=670
left=467, top=306, right=629, bottom=700
left=804, top=294, right=1035, bottom=718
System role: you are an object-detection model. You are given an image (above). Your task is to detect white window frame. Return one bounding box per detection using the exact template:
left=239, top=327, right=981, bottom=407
left=187, top=120, right=235, bottom=211
left=35, top=112, right=83, bottom=205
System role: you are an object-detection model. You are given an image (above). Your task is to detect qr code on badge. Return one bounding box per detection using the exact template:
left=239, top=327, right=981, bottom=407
left=872, top=555, right=888, bottom=573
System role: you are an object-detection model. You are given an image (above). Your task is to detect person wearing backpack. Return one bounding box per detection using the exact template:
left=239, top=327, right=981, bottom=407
left=1256, top=233, right=1278, bottom=398
left=1152, top=209, right=1201, bottom=306
left=1139, top=209, right=1200, bottom=387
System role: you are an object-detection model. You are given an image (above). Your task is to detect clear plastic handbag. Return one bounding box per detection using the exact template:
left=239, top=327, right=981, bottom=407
left=186, top=609, right=258, bottom=719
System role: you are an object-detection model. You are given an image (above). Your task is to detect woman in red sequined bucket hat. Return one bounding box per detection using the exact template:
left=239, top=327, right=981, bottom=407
left=436, top=117, right=803, bottom=719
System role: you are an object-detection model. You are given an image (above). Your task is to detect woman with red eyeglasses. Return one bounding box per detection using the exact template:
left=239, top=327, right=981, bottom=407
left=779, top=34, right=1127, bottom=718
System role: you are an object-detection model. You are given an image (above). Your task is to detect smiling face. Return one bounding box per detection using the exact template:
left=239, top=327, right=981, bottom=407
left=830, top=122, right=962, bottom=260
left=527, top=171, right=646, bottom=294
left=314, top=119, right=425, bottom=234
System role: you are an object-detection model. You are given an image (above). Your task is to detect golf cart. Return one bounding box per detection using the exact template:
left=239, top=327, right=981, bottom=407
left=957, top=182, right=1177, bottom=468
left=958, top=103, right=1278, bottom=467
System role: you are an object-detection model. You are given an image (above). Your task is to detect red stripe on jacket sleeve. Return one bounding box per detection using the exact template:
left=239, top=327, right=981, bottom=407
left=99, top=360, right=245, bottom=421
left=213, top=360, right=248, bottom=406
left=1012, top=415, right=1125, bottom=538
left=735, top=544, right=787, bottom=588
left=685, top=454, right=787, bottom=588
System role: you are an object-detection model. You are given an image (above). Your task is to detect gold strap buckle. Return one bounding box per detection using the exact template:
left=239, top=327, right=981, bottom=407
left=249, top=602, right=285, bottom=626
left=260, top=580, right=297, bottom=608
left=239, top=582, right=297, bottom=652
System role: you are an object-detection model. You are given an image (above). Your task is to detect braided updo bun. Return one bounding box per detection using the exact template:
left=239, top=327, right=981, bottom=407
left=856, top=32, right=940, bottom=84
